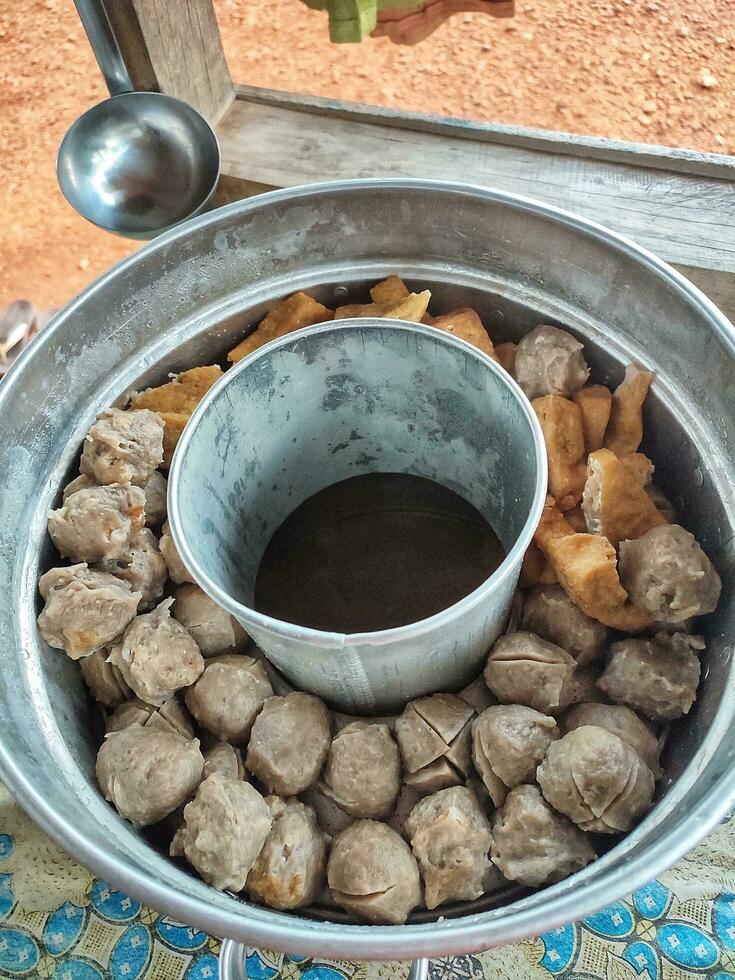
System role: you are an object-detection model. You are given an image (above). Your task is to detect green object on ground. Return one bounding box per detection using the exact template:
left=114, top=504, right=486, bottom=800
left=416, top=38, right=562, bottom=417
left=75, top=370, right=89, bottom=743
left=302, top=0, right=424, bottom=42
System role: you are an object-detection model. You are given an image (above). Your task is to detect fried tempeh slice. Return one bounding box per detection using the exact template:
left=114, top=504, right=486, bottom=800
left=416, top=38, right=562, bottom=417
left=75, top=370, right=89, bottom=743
left=573, top=385, right=612, bottom=453
left=130, top=365, right=224, bottom=466
left=370, top=276, right=410, bottom=306
left=582, top=449, right=668, bottom=547
left=495, top=342, right=517, bottom=378
left=604, top=365, right=653, bottom=455
left=424, top=309, right=498, bottom=360
left=532, top=395, right=587, bottom=511
left=228, top=292, right=333, bottom=363
left=535, top=497, right=651, bottom=632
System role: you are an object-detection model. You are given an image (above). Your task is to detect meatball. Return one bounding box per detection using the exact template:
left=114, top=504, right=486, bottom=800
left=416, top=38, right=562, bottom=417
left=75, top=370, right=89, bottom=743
left=321, top=722, right=401, bottom=820
left=80, top=408, right=164, bottom=486
left=48, top=484, right=145, bottom=563
left=619, top=524, right=721, bottom=624
left=185, top=654, right=273, bottom=744
left=515, top=324, right=590, bottom=400
left=96, top=724, right=203, bottom=826
left=394, top=693, right=475, bottom=778
left=562, top=702, right=660, bottom=776
left=159, top=520, right=194, bottom=584
left=406, top=786, right=492, bottom=909
left=62, top=474, right=96, bottom=499
left=97, top=527, right=167, bottom=610
left=327, top=820, right=422, bottom=925
left=108, top=598, right=204, bottom=706
left=174, top=774, right=272, bottom=891
left=172, top=583, right=246, bottom=657
left=491, top=784, right=595, bottom=887
left=247, top=797, right=328, bottom=909
left=565, top=666, right=604, bottom=707
left=472, top=704, right=559, bottom=789
left=484, top=632, right=576, bottom=715
left=38, top=563, right=140, bottom=660
left=598, top=633, right=702, bottom=722
left=537, top=726, right=654, bottom=833
left=521, top=585, right=608, bottom=666
left=300, top=783, right=355, bottom=837
left=203, top=741, right=247, bottom=781
left=142, top=471, right=167, bottom=527
left=246, top=693, right=331, bottom=796
left=78, top=649, right=131, bottom=706
left=107, top=696, right=194, bottom=738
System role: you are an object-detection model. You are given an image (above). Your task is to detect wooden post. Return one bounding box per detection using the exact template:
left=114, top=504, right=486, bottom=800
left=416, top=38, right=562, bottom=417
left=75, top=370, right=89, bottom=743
left=100, top=0, right=233, bottom=124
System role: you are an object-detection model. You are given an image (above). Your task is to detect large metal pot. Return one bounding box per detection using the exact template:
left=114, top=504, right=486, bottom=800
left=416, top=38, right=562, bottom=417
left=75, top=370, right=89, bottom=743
left=1, top=180, right=734, bottom=961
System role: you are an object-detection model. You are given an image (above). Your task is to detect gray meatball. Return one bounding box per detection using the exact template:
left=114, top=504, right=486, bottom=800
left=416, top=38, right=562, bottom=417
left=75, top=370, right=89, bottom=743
left=80, top=408, right=164, bottom=486
left=473, top=704, right=559, bottom=790
left=598, top=633, right=702, bottom=722
left=159, top=520, right=194, bottom=584
left=174, top=773, right=271, bottom=891
left=562, top=702, right=660, bottom=775
left=619, top=524, right=721, bottom=624
left=79, top=649, right=132, bottom=706
left=203, top=741, right=247, bottom=781
left=521, top=585, right=608, bottom=666
left=96, top=527, right=167, bottom=610
left=394, top=693, right=475, bottom=778
left=48, top=484, right=146, bottom=563
left=537, top=726, right=654, bottom=833
left=484, top=632, right=576, bottom=715
left=246, top=693, right=331, bottom=796
left=185, top=654, right=273, bottom=745
left=108, top=598, right=204, bottom=706
left=142, top=471, right=167, bottom=527
left=406, top=786, right=492, bottom=909
left=321, top=722, right=401, bottom=819
left=96, top=724, right=203, bottom=826
left=515, top=324, right=590, bottom=400
left=62, top=474, right=97, bottom=500
left=247, top=797, right=328, bottom=909
left=172, top=583, right=246, bottom=657
left=38, top=563, right=140, bottom=660
left=328, top=820, right=422, bottom=924
left=492, top=784, right=595, bottom=887
left=106, top=696, right=194, bottom=739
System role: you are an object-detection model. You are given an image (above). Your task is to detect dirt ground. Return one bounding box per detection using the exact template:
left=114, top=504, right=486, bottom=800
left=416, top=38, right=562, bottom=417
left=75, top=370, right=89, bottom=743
left=1, top=0, right=733, bottom=310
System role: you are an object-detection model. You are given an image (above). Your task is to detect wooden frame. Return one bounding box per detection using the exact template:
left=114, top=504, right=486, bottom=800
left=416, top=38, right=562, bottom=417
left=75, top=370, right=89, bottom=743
left=101, top=0, right=735, bottom=319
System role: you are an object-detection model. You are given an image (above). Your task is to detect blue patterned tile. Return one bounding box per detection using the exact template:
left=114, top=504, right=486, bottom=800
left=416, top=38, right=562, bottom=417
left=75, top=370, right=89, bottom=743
left=657, top=922, right=720, bottom=971
left=0, top=927, right=39, bottom=975
left=44, top=902, right=86, bottom=956
left=623, top=941, right=660, bottom=979
left=583, top=902, right=635, bottom=939
left=91, top=882, right=141, bottom=922
left=109, top=924, right=152, bottom=980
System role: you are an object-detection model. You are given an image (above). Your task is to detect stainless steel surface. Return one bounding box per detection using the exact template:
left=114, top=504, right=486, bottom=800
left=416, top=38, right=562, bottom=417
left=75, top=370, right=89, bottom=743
left=407, top=959, right=429, bottom=980
left=168, top=319, right=546, bottom=714
left=0, top=180, right=734, bottom=960
left=57, top=0, right=220, bottom=239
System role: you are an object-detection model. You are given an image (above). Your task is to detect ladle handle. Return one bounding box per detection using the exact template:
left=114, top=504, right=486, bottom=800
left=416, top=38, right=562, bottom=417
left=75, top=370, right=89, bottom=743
left=73, top=0, right=134, bottom=96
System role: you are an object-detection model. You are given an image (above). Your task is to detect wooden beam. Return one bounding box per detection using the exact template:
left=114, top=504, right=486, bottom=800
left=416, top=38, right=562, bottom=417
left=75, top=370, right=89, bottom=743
left=102, top=0, right=233, bottom=124
left=217, top=96, right=735, bottom=277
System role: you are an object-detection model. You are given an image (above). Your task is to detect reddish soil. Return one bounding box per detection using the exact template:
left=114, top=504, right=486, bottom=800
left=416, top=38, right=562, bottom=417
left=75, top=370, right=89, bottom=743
left=1, top=0, right=733, bottom=310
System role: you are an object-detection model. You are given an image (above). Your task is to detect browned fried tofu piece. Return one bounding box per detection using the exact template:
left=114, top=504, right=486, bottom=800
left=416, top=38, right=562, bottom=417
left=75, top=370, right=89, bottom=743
left=130, top=365, right=223, bottom=467
left=495, top=342, right=517, bottom=378
left=335, top=302, right=385, bottom=318
left=520, top=543, right=557, bottom=589
left=370, top=276, right=410, bottom=306
left=535, top=497, right=651, bottom=632
left=228, top=293, right=333, bottom=363
left=425, top=309, right=498, bottom=360
left=604, top=365, right=653, bottom=456
left=619, top=452, right=654, bottom=486
left=582, top=449, right=667, bottom=547
left=572, top=385, right=612, bottom=453
left=532, top=396, right=587, bottom=511
left=335, top=289, right=431, bottom=324
left=564, top=505, right=588, bottom=533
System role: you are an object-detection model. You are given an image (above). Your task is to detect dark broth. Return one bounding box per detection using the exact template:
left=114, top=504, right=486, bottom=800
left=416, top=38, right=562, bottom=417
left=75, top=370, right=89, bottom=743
left=254, top=472, right=505, bottom=633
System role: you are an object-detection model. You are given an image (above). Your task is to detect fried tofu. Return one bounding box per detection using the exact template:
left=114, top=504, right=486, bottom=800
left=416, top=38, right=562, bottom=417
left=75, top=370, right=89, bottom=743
left=604, top=365, right=653, bottom=456
left=370, top=275, right=410, bottom=306
left=495, top=342, right=517, bottom=378
left=335, top=289, right=431, bottom=324
left=532, top=396, right=587, bottom=511
left=228, top=292, right=333, bottom=363
left=573, top=385, right=612, bottom=453
left=520, top=542, right=557, bottom=589
left=535, top=497, right=651, bottom=632
left=582, top=449, right=668, bottom=547
left=425, top=309, right=498, bottom=360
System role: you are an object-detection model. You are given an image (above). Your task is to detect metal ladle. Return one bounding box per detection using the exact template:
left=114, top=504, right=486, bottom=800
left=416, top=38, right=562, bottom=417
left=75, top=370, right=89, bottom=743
left=57, top=0, right=221, bottom=239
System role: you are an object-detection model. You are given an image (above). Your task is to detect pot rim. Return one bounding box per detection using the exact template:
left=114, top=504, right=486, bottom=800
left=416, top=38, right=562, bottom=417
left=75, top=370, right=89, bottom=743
left=167, top=317, right=548, bottom=648
left=2, top=178, right=735, bottom=959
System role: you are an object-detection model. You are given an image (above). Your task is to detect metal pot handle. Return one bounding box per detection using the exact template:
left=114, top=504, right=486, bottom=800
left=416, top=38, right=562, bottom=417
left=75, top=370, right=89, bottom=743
left=218, top=941, right=431, bottom=980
